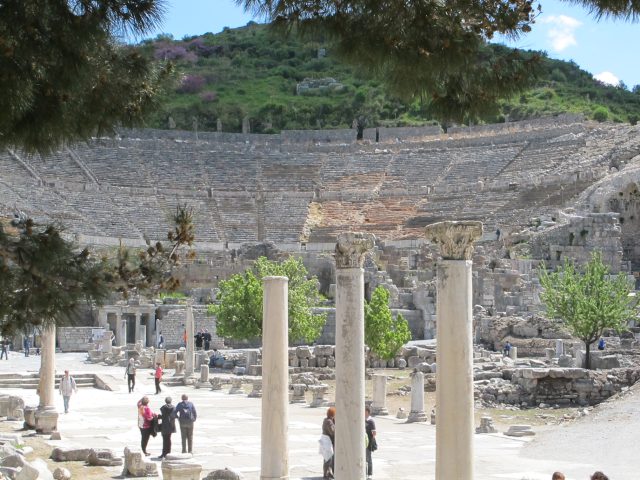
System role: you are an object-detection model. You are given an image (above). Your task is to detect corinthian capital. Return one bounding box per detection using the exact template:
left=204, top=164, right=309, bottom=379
left=334, top=232, right=376, bottom=269
left=424, top=221, right=483, bottom=260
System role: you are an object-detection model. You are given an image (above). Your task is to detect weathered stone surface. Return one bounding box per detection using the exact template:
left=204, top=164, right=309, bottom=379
left=122, top=447, right=158, bottom=477
left=505, top=425, right=535, bottom=437
left=53, top=467, right=71, bottom=480
left=161, top=454, right=202, bottom=480
left=1, top=454, right=25, bottom=469
left=203, top=468, right=244, bottom=480
left=87, top=449, right=122, bottom=467
left=475, top=416, right=497, bottom=434
left=50, top=448, right=92, bottom=462
left=15, top=461, right=40, bottom=480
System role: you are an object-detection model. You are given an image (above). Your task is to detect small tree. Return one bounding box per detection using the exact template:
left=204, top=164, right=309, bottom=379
left=539, top=252, right=636, bottom=369
left=210, top=256, right=326, bottom=343
left=365, top=286, right=412, bottom=361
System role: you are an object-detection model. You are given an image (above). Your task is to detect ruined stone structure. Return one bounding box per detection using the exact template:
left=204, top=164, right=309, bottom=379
left=2, top=116, right=640, bottom=347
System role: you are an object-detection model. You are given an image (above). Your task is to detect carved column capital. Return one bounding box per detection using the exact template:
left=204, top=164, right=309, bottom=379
left=424, top=221, right=483, bottom=260
left=334, top=232, right=375, bottom=269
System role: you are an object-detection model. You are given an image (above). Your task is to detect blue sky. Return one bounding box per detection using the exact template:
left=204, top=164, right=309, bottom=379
left=149, top=0, right=640, bottom=88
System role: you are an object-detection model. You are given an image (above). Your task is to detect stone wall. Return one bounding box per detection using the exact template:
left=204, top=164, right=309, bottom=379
left=155, top=306, right=224, bottom=349
left=58, top=327, right=103, bottom=352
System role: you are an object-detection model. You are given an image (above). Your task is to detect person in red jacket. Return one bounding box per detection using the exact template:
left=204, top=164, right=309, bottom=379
left=137, top=396, right=156, bottom=456
left=154, top=363, right=163, bottom=394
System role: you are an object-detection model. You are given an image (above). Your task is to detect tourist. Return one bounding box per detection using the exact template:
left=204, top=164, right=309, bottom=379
left=321, top=406, right=336, bottom=479
left=125, top=358, right=137, bottom=393
left=23, top=336, right=30, bottom=357
left=182, top=327, right=187, bottom=347
left=194, top=330, right=203, bottom=350
left=496, top=228, right=501, bottom=241
left=0, top=338, right=9, bottom=360
left=203, top=329, right=212, bottom=350
left=598, top=337, right=606, bottom=350
left=157, top=332, right=164, bottom=349
left=209, top=349, right=223, bottom=368
left=365, top=405, right=377, bottom=479
left=137, top=396, right=156, bottom=456
left=58, top=370, right=77, bottom=414
left=591, top=472, right=609, bottom=480
left=551, top=472, right=565, bottom=480
left=173, top=394, right=197, bottom=454
left=503, top=341, right=512, bottom=357
left=154, top=362, right=163, bottom=395
left=159, top=396, right=176, bottom=459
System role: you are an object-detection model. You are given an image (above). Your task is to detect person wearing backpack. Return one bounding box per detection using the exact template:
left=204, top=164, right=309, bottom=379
left=173, top=394, right=197, bottom=454
left=125, top=358, right=137, bottom=393
left=365, top=405, right=377, bottom=479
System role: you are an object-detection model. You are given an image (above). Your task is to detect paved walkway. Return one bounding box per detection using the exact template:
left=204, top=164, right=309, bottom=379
left=0, top=352, right=625, bottom=479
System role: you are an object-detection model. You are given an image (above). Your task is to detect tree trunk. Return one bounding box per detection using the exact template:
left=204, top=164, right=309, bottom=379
left=585, top=341, right=591, bottom=370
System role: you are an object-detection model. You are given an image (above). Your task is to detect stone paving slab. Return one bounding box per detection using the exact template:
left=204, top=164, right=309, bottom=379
left=0, top=353, right=619, bottom=479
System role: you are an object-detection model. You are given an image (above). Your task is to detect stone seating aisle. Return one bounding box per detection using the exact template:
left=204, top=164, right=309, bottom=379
left=263, top=193, right=313, bottom=242
left=441, top=144, right=522, bottom=185
left=23, top=151, right=88, bottom=184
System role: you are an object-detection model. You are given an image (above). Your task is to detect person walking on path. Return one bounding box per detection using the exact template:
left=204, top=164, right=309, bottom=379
left=154, top=363, right=163, bottom=394
left=159, top=396, right=176, bottom=459
left=137, top=396, right=156, bottom=456
left=173, top=394, right=197, bottom=454
left=365, top=405, right=377, bottom=479
left=59, top=370, right=77, bottom=414
left=23, top=336, right=30, bottom=357
left=125, top=358, right=137, bottom=393
left=321, top=406, right=336, bottom=479
left=0, top=338, right=9, bottom=360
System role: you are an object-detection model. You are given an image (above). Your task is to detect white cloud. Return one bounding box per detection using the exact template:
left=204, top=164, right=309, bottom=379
left=594, top=71, right=620, bottom=86
left=541, top=15, right=582, bottom=52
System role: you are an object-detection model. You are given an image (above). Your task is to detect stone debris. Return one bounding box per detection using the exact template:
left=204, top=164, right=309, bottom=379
left=203, top=468, right=244, bottom=480
left=476, top=416, right=498, bottom=434
left=50, top=448, right=92, bottom=462
left=161, top=453, right=202, bottom=480
left=86, top=449, right=123, bottom=467
left=122, top=447, right=158, bottom=477
left=504, top=425, right=535, bottom=437
left=52, top=467, right=71, bottom=480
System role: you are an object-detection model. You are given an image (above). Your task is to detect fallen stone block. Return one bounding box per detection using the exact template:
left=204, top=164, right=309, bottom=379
left=161, top=454, right=202, bottom=480
left=0, top=434, right=23, bottom=448
left=15, top=462, right=40, bottom=480
left=86, top=449, right=122, bottom=467
left=50, top=448, right=92, bottom=462
left=1, top=453, right=26, bottom=469
left=505, top=425, right=535, bottom=437
left=122, top=447, right=158, bottom=477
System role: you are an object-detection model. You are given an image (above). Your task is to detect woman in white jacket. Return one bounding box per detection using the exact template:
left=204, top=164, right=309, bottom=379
left=59, top=370, right=77, bottom=413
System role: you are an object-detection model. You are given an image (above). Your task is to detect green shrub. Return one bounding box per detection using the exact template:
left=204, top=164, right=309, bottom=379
left=593, top=106, right=609, bottom=122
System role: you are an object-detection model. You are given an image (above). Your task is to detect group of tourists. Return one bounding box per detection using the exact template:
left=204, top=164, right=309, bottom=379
left=137, top=393, right=198, bottom=458
left=319, top=405, right=377, bottom=480
left=194, top=329, right=212, bottom=350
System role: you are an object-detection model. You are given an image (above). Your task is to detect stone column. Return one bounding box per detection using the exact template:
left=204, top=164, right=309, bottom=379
left=407, top=371, right=427, bottom=423
left=101, top=332, right=113, bottom=354
left=184, top=304, right=195, bottom=378
left=35, top=324, right=58, bottom=434
left=134, top=312, right=142, bottom=345
left=334, top=232, right=375, bottom=480
left=261, top=276, right=289, bottom=480
left=371, top=374, right=389, bottom=416
left=97, top=310, right=108, bottom=328
left=114, top=313, right=125, bottom=347
left=425, top=221, right=482, bottom=480
left=555, top=339, right=564, bottom=357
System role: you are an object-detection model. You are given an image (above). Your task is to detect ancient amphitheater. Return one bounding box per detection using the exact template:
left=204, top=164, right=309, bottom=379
left=3, top=114, right=640, bottom=346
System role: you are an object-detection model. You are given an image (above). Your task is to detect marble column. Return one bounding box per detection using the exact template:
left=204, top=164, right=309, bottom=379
left=555, top=339, right=564, bottom=357
left=134, top=312, right=142, bottom=346
left=334, top=232, right=375, bottom=480
left=35, top=324, right=58, bottom=433
left=114, top=313, right=125, bottom=347
left=371, top=374, right=389, bottom=416
left=101, top=332, right=113, bottom=354
left=261, top=276, right=289, bottom=480
left=425, top=221, right=482, bottom=480
left=184, top=304, right=195, bottom=378
left=407, top=371, right=427, bottom=423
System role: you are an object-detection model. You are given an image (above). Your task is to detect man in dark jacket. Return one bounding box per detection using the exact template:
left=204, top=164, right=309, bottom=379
left=159, top=397, right=176, bottom=459
left=173, top=394, right=197, bottom=454
left=194, top=331, right=203, bottom=351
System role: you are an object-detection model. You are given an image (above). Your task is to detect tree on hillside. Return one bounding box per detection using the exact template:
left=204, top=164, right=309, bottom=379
left=240, top=0, right=640, bottom=123
left=539, top=252, right=637, bottom=369
left=0, top=0, right=173, bottom=153
left=0, top=205, right=196, bottom=336
left=365, top=286, right=412, bottom=361
left=209, top=256, right=326, bottom=343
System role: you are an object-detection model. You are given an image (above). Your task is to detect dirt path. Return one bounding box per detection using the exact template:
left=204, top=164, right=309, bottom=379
left=521, top=383, right=640, bottom=479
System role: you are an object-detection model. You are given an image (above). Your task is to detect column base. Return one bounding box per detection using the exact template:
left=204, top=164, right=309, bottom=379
left=260, top=476, right=289, bottom=480
left=407, top=410, right=428, bottom=423
left=35, top=406, right=58, bottom=434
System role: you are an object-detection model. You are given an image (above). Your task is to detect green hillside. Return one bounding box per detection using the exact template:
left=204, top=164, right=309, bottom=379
left=139, top=22, right=640, bottom=133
